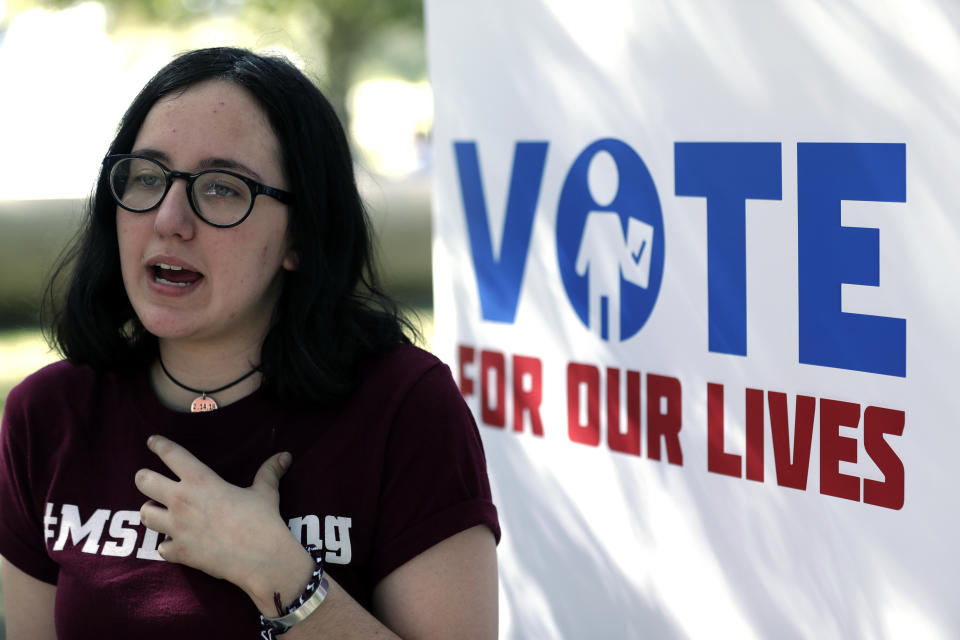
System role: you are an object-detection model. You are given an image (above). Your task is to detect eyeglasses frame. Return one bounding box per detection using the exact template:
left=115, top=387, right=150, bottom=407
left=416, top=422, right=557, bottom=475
left=103, top=153, right=293, bottom=229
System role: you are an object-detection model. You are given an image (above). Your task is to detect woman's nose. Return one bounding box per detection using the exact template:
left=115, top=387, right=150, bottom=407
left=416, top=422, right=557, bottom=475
left=153, top=179, right=197, bottom=240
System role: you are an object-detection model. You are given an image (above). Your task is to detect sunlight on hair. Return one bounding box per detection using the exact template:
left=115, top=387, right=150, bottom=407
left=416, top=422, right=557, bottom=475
left=256, top=45, right=306, bottom=70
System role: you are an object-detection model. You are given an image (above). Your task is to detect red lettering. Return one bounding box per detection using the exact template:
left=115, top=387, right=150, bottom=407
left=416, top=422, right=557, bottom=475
left=863, top=407, right=905, bottom=510
left=567, top=363, right=600, bottom=446
left=457, top=345, right=475, bottom=396
left=768, top=392, right=815, bottom=490
left=744, top=388, right=764, bottom=482
left=647, top=375, right=683, bottom=465
left=819, top=399, right=860, bottom=502
left=463, top=349, right=904, bottom=511
left=480, top=350, right=506, bottom=428
left=512, top=355, right=544, bottom=436
left=707, top=382, right=741, bottom=477
left=606, top=368, right=640, bottom=456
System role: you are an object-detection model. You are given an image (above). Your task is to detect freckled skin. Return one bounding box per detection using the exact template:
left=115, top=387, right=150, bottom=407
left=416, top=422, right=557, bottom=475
left=116, top=80, right=298, bottom=350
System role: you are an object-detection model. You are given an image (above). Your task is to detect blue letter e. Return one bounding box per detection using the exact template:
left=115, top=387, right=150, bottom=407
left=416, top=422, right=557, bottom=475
left=798, top=143, right=906, bottom=377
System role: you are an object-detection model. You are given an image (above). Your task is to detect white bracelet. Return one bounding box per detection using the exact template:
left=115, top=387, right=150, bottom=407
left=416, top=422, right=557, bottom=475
left=260, top=545, right=329, bottom=636
left=262, top=575, right=330, bottom=633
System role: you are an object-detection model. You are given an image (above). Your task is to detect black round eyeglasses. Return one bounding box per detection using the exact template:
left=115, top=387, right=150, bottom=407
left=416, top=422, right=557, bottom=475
left=104, top=154, right=293, bottom=228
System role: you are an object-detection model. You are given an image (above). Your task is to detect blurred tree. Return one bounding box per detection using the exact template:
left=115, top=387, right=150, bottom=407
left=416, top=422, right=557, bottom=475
left=39, top=0, right=425, bottom=126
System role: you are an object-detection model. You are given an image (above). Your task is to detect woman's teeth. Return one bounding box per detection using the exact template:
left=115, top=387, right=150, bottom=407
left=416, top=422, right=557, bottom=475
left=155, top=276, right=190, bottom=287
left=152, top=263, right=196, bottom=287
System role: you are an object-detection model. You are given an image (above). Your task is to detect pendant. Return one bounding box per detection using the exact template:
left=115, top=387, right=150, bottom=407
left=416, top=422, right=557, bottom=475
left=190, top=394, right=219, bottom=413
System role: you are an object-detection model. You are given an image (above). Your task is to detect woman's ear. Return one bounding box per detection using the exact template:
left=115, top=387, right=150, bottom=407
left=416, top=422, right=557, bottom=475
left=283, top=249, right=299, bottom=271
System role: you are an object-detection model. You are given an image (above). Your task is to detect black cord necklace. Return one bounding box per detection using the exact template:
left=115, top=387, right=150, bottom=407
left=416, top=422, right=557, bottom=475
left=158, top=356, right=259, bottom=413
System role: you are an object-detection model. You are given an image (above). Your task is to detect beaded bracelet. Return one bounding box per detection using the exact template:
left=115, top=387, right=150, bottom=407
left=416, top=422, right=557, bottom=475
left=259, top=544, right=329, bottom=639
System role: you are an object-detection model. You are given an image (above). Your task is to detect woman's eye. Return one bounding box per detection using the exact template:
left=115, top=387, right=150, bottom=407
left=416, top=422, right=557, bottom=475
left=195, top=172, right=248, bottom=203
left=201, top=178, right=242, bottom=198
left=135, top=172, right=163, bottom=188
left=212, top=183, right=239, bottom=197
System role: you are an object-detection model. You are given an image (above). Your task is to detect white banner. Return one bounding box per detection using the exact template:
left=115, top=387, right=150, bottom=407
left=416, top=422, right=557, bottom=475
left=426, top=2, right=959, bottom=638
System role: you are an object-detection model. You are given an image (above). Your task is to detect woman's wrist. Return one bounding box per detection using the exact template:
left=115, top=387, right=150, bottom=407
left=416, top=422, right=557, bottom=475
left=244, top=536, right=317, bottom=616
left=260, top=545, right=329, bottom=637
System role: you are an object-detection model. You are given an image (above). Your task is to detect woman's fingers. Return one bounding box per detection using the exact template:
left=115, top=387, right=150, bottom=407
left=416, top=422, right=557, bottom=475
left=251, top=451, right=292, bottom=495
left=134, top=467, right=178, bottom=503
left=146, top=435, right=214, bottom=483
left=138, top=499, right=171, bottom=534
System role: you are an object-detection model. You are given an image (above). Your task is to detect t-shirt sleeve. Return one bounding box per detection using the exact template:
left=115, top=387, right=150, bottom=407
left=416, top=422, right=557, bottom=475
left=369, top=361, right=500, bottom=582
left=0, top=382, right=59, bottom=584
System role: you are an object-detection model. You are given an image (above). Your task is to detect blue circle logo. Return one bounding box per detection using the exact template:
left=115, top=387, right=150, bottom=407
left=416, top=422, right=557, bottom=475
left=556, top=138, right=665, bottom=342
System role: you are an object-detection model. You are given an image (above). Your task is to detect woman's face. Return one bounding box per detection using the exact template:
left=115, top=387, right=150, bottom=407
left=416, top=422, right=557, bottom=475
left=117, top=79, right=297, bottom=352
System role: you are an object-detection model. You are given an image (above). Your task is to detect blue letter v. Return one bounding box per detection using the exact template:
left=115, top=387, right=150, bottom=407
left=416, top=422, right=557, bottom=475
left=454, top=141, right=548, bottom=323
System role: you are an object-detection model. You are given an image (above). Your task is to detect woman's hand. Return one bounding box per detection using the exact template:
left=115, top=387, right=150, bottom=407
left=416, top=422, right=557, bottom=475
left=133, top=435, right=497, bottom=639
left=134, top=435, right=314, bottom=614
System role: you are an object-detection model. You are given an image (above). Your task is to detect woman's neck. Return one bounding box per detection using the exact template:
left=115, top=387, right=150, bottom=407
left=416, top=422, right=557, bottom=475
left=151, top=339, right=264, bottom=412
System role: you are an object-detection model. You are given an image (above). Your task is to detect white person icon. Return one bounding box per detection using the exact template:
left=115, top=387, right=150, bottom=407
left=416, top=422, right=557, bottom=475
left=574, top=151, right=655, bottom=342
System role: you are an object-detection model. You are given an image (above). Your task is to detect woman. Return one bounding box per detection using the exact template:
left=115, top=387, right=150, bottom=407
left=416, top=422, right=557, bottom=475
left=0, top=48, right=499, bottom=639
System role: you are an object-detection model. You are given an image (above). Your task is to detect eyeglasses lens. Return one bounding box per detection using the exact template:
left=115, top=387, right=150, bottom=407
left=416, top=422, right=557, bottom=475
left=192, top=172, right=252, bottom=226
left=110, top=157, right=165, bottom=211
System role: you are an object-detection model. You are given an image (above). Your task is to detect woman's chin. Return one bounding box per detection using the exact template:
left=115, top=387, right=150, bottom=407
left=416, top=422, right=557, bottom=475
left=136, top=314, right=203, bottom=343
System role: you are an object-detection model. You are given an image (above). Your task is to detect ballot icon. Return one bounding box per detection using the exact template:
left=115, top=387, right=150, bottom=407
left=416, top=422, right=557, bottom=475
left=556, top=139, right=665, bottom=343
left=575, top=213, right=655, bottom=341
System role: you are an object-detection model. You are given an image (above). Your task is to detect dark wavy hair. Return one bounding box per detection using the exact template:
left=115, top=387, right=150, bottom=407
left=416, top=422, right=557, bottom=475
left=44, top=47, right=412, bottom=404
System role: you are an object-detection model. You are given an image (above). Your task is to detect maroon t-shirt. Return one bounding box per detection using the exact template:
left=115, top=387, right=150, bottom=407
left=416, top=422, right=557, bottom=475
left=0, top=345, right=499, bottom=638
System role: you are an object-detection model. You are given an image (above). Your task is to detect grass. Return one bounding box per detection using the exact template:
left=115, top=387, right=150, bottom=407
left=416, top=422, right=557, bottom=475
left=0, top=327, right=60, bottom=417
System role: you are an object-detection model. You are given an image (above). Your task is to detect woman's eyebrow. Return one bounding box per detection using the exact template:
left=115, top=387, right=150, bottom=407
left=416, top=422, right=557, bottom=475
left=196, top=157, right=263, bottom=181
left=129, top=148, right=263, bottom=181
left=131, top=148, right=171, bottom=163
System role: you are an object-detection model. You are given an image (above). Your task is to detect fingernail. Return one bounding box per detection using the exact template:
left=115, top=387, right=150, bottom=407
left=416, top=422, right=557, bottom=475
left=147, top=435, right=157, bottom=448
left=279, top=452, right=292, bottom=469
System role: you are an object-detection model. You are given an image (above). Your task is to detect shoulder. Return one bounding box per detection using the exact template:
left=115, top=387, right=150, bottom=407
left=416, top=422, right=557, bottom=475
left=16, top=359, right=95, bottom=387
left=365, top=343, right=444, bottom=373
left=3, top=360, right=129, bottom=430
left=358, top=344, right=452, bottom=396
left=7, top=360, right=97, bottom=406
left=360, top=344, right=478, bottom=438
left=2, top=361, right=80, bottom=450
left=344, top=344, right=472, bottom=432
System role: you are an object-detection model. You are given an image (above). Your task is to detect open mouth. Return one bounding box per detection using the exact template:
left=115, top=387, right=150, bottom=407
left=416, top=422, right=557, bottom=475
left=151, top=262, right=203, bottom=288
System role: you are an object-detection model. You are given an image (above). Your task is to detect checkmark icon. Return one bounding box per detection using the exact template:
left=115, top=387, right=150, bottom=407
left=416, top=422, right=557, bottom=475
left=631, top=240, right=647, bottom=264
